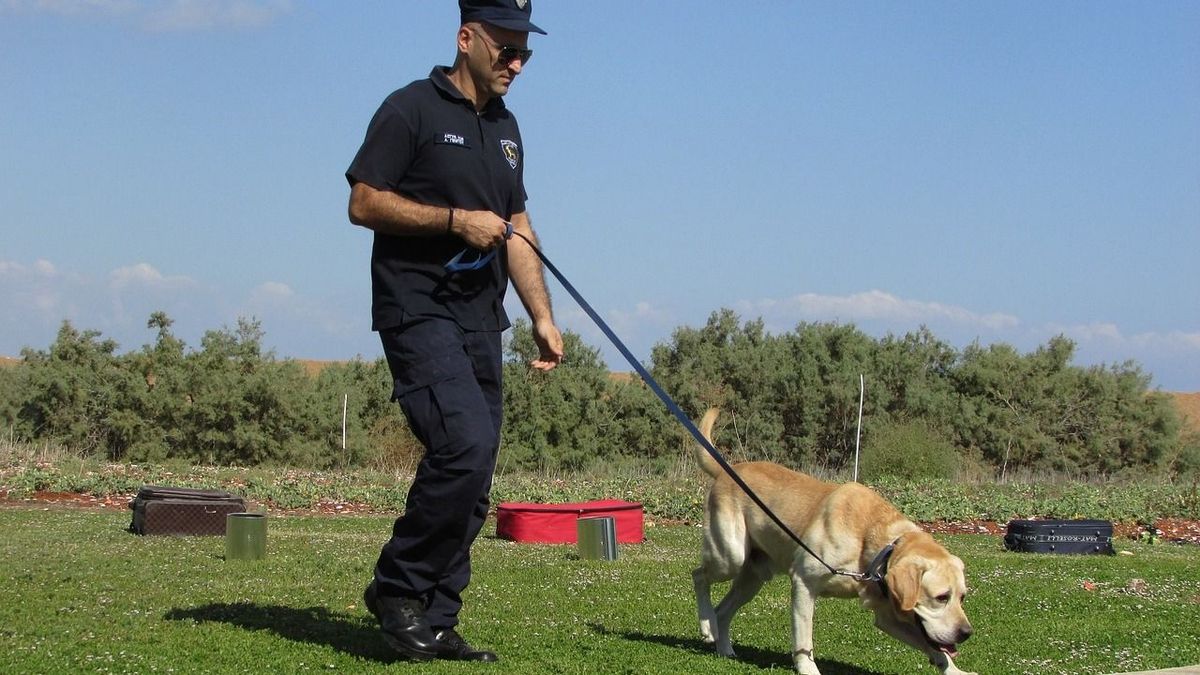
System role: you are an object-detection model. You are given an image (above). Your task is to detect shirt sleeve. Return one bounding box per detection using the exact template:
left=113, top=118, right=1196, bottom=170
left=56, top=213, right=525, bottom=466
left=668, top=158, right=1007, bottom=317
left=345, top=98, right=416, bottom=191
left=511, top=125, right=528, bottom=215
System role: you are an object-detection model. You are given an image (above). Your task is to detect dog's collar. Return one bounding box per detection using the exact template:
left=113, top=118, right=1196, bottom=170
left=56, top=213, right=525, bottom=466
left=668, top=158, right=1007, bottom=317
left=864, top=538, right=900, bottom=594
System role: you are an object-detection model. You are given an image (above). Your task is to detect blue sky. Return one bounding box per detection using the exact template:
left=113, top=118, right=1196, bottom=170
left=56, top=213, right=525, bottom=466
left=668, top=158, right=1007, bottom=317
left=2, top=1, right=1197, bottom=391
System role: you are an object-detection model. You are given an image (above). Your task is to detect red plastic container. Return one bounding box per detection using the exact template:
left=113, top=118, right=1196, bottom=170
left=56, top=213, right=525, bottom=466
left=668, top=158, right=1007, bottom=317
left=495, top=499, right=644, bottom=544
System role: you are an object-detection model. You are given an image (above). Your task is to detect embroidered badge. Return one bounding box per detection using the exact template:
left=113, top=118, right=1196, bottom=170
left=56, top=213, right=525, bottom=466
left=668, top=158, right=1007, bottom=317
left=500, top=139, right=519, bottom=169
left=440, top=133, right=466, bottom=146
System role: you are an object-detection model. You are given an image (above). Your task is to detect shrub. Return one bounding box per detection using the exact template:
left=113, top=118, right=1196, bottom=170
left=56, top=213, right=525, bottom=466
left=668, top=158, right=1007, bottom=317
left=859, top=419, right=959, bottom=481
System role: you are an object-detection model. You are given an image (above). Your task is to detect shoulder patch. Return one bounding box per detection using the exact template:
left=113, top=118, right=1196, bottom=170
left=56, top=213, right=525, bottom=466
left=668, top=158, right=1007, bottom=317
left=500, top=139, right=519, bottom=169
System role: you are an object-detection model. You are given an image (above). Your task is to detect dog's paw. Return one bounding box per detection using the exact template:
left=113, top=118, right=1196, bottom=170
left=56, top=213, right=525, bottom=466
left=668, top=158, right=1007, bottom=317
left=794, top=652, right=821, bottom=675
left=938, top=659, right=975, bottom=675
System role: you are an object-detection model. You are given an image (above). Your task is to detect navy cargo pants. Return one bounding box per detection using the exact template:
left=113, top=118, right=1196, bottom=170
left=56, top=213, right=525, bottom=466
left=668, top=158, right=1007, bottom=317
left=374, top=318, right=503, bottom=630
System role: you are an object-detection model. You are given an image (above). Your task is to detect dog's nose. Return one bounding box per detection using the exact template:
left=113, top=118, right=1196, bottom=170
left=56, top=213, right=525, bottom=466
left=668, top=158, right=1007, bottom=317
left=956, top=625, right=973, bottom=643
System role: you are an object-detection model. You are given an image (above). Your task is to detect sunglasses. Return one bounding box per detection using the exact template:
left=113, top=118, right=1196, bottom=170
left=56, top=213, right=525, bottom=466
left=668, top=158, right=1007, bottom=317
left=470, top=27, right=533, bottom=66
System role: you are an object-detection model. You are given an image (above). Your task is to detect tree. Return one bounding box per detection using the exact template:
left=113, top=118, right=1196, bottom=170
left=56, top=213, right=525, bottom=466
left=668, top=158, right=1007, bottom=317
left=16, top=321, right=140, bottom=455
left=178, top=318, right=321, bottom=466
left=0, top=311, right=1187, bottom=478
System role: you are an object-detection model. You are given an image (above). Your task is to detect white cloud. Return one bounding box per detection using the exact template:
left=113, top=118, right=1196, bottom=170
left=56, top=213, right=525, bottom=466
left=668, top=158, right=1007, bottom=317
left=1045, top=321, right=1123, bottom=342
left=607, top=300, right=673, bottom=331
left=1047, top=321, right=1200, bottom=354
left=1, top=258, right=76, bottom=317
left=739, top=289, right=1020, bottom=331
left=242, top=280, right=361, bottom=345
left=727, top=290, right=1199, bottom=390
left=108, top=262, right=196, bottom=290
left=1035, top=322, right=1200, bottom=389
left=1130, top=330, right=1200, bottom=352
left=3, top=261, right=1196, bottom=389
left=248, top=280, right=294, bottom=302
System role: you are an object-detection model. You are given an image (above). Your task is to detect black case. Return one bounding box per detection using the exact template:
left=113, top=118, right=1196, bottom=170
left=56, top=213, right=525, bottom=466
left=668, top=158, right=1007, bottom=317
left=1004, top=519, right=1115, bottom=555
left=129, top=485, right=247, bottom=536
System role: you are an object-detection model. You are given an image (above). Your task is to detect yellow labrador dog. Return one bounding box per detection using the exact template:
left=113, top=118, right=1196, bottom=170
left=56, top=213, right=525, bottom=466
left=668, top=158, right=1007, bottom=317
left=692, top=409, right=975, bottom=675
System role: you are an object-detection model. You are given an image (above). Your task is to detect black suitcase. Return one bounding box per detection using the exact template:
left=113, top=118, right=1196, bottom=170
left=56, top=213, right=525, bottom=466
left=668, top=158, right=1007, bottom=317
left=129, top=485, right=247, bottom=536
left=1004, top=519, right=1115, bottom=555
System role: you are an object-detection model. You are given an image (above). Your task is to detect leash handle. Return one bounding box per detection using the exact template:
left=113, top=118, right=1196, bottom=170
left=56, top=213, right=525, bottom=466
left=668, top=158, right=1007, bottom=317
left=507, top=230, right=843, bottom=577
left=444, top=221, right=514, bottom=273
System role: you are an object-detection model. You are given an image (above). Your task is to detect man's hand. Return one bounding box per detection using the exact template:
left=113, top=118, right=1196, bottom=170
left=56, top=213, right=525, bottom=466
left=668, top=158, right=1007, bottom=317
left=451, top=208, right=511, bottom=250
left=530, top=317, right=563, bottom=371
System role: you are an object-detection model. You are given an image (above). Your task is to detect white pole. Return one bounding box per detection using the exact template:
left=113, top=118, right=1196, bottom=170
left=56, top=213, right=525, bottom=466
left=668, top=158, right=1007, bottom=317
left=853, top=374, right=864, bottom=482
left=341, top=394, right=348, bottom=450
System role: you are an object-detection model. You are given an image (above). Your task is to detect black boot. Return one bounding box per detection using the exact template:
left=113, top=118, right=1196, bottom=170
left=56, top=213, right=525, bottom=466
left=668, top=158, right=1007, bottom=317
left=363, top=580, right=440, bottom=661
left=432, top=627, right=498, bottom=662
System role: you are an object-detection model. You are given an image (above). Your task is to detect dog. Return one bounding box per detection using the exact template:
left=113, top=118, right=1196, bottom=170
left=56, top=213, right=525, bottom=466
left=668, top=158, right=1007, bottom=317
left=691, top=408, right=975, bottom=675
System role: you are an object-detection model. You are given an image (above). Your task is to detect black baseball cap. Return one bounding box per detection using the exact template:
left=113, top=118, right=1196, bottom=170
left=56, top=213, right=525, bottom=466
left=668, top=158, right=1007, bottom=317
left=459, top=0, right=546, bottom=35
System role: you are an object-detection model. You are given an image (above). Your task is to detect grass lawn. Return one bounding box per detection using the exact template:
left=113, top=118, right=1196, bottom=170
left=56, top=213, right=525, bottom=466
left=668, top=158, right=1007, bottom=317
left=1, top=506, right=1198, bottom=674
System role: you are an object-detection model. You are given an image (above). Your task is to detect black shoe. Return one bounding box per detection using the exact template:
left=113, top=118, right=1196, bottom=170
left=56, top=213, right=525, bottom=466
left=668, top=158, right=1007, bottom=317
left=432, top=627, right=498, bottom=662
left=363, top=580, right=440, bottom=661
left=362, top=580, right=380, bottom=619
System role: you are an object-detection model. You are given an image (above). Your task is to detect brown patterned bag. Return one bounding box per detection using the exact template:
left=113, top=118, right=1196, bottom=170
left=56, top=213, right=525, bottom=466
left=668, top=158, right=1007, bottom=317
left=128, top=485, right=247, bottom=536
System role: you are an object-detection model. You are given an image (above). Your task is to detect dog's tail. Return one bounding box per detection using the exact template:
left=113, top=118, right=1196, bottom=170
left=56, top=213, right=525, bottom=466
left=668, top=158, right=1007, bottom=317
left=694, top=407, right=723, bottom=479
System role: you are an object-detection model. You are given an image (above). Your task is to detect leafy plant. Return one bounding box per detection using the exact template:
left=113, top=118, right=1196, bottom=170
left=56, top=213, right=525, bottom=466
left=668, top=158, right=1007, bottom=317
left=858, top=418, right=959, bottom=481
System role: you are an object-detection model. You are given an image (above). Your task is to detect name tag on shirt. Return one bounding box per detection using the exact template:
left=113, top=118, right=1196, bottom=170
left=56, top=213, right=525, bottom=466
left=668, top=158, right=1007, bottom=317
left=436, top=133, right=471, bottom=148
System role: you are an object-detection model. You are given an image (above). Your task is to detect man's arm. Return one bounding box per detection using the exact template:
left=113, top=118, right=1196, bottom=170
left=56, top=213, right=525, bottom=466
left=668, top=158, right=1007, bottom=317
left=348, top=182, right=509, bottom=249
left=507, top=211, right=563, bottom=371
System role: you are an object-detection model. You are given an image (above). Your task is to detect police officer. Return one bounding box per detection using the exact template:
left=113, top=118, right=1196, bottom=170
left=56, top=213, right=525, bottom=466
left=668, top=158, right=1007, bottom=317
left=345, top=0, right=562, bottom=663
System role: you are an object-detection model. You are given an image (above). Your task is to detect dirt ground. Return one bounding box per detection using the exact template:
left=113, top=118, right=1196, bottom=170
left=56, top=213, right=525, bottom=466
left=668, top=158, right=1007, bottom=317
left=5, top=490, right=1199, bottom=546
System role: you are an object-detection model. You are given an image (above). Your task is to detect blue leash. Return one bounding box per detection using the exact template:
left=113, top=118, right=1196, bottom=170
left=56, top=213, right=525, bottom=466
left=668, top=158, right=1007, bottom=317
left=444, top=222, right=514, bottom=273
left=447, top=226, right=871, bottom=581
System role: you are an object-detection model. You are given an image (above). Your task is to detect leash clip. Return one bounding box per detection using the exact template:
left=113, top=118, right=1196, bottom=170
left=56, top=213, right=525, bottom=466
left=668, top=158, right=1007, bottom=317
left=834, top=569, right=871, bottom=582
left=831, top=539, right=897, bottom=586
left=444, top=221, right=514, bottom=273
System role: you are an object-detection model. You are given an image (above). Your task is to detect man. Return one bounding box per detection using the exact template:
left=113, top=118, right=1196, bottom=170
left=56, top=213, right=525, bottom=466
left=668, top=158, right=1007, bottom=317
left=344, top=0, right=562, bottom=663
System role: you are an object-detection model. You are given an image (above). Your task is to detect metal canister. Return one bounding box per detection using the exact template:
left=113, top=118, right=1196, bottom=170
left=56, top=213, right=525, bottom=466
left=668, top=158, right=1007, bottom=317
left=225, top=512, right=268, bottom=561
left=576, top=516, right=618, bottom=561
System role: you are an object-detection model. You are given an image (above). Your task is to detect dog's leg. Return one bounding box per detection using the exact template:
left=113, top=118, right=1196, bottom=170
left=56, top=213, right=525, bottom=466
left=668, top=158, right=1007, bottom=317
left=928, top=651, right=976, bottom=675
left=694, top=510, right=747, bottom=652
left=872, top=616, right=976, bottom=675
left=692, top=565, right=718, bottom=644
left=711, top=558, right=770, bottom=658
left=789, top=574, right=822, bottom=675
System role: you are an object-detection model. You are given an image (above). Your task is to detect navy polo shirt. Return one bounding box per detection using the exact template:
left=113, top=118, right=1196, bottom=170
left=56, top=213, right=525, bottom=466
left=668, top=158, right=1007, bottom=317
left=346, top=66, right=529, bottom=332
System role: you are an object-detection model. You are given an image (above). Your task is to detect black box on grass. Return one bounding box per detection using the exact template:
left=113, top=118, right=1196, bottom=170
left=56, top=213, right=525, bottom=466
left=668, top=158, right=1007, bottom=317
left=1003, top=519, right=1115, bottom=555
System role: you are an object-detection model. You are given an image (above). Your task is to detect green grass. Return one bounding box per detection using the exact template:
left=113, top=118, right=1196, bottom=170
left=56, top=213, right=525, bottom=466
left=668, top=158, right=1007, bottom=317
left=1, top=507, right=1198, bottom=674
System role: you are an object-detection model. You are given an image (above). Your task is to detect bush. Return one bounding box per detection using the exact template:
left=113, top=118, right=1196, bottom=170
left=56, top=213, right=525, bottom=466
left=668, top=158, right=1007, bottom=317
left=859, top=419, right=959, bottom=481
left=0, top=310, right=1190, bottom=479
left=1171, top=430, right=1200, bottom=479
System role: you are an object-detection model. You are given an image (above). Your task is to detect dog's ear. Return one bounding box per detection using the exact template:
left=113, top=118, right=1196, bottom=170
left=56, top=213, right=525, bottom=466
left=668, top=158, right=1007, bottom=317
left=886, top=560, right=924, bottom=614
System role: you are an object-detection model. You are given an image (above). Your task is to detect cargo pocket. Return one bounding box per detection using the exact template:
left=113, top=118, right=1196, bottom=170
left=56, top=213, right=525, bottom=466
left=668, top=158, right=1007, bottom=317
left=392, top=351, right=495, bottom=469
left=391, top=351, right=474, bottom=400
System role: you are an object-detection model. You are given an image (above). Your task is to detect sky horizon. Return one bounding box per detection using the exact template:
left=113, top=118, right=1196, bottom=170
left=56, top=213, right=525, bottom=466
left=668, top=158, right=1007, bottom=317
left=2, top=2, right=1197, bottom=391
